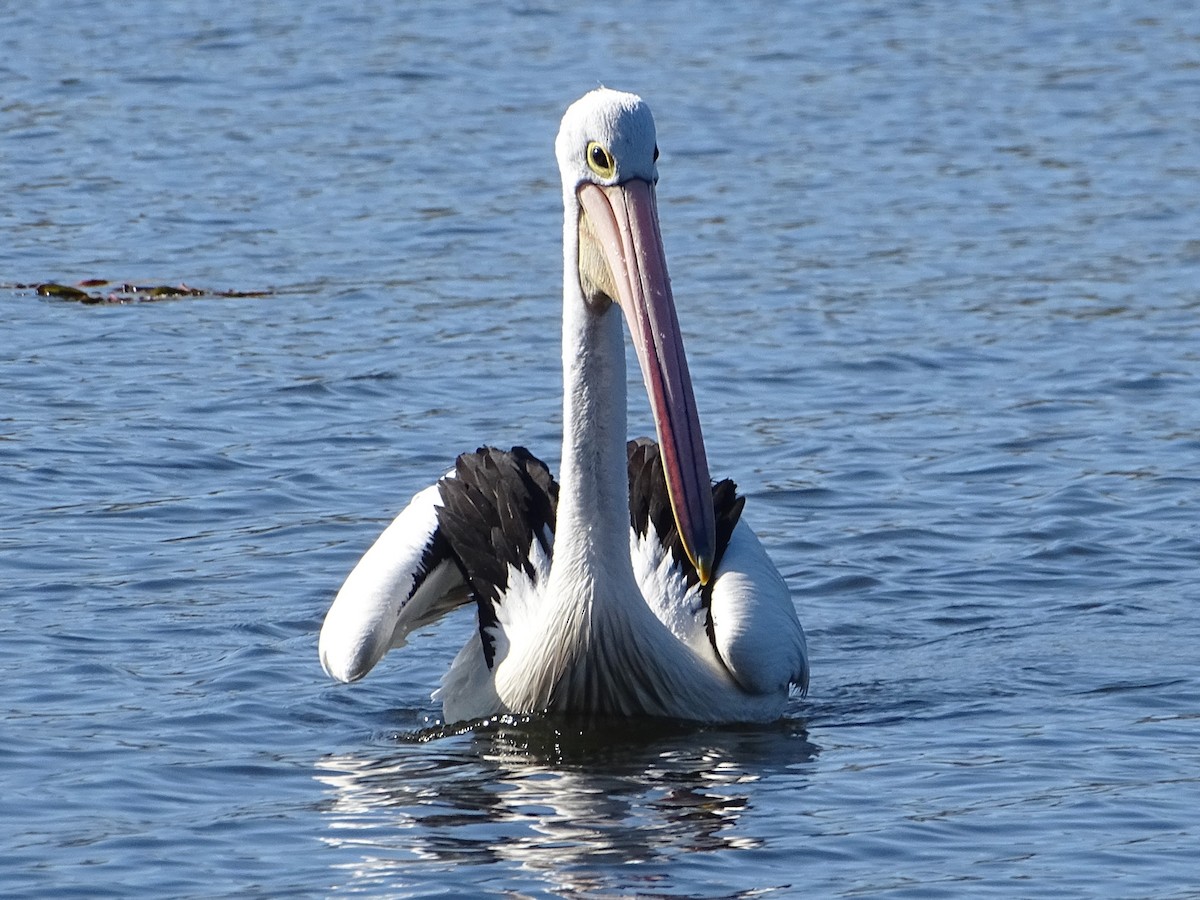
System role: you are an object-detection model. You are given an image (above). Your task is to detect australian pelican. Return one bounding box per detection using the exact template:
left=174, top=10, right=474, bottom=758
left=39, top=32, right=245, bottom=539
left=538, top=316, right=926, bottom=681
left=319, top=88, right=808, bottom=723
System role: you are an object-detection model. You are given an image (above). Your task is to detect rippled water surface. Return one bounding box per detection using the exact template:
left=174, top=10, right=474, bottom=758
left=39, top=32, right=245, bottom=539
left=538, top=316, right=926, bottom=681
left=4, top=2, right=1200, bottom=897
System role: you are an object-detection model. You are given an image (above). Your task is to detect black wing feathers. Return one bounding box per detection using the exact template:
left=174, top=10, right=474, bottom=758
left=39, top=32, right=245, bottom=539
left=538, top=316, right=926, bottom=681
left=433, top=440, right=742, bottom=668
left=436, top=447, right=558, bottom=667
left=626, top=437, right=744, bottom=591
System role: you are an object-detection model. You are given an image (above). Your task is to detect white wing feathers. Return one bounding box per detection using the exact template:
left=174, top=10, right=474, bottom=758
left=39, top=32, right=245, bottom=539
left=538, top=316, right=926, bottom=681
left=709, top=520, right=809, bottom=697
left=318, top=482, right=469, bottom=684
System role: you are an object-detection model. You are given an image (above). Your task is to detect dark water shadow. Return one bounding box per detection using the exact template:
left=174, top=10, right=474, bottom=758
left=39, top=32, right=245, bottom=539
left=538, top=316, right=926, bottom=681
left=314, top=714, right=818, bottom=896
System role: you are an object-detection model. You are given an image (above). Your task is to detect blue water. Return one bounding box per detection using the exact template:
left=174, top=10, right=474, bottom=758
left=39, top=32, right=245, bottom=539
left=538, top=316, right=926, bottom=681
left=4, top=1, right=1200, bottom=897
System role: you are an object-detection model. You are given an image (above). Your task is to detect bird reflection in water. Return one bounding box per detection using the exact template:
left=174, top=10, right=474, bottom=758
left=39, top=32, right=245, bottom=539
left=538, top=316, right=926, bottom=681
left=314, top=717, right=818, bottom=894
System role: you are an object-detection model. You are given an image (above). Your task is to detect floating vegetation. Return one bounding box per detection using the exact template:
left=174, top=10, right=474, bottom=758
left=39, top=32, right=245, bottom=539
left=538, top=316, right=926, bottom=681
left=13, top=280, right=272, bottom=304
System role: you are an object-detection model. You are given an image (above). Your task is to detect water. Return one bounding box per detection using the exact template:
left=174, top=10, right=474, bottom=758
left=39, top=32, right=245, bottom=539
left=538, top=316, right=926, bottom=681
left=3, top=1, right=1199, bottom=896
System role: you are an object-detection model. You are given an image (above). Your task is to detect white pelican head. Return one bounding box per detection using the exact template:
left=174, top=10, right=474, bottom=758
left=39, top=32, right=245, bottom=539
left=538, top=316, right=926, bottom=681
left=555, top=88, right=716, bottom=583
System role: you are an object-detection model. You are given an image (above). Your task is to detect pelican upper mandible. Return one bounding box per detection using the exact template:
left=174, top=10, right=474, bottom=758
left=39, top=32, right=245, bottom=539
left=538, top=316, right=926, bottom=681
left=319, top=88, right=808, bottom=723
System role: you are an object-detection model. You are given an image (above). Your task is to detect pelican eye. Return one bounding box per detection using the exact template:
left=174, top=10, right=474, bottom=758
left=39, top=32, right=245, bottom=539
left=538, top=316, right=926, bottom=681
left=586, top=141, right=616, bottom=179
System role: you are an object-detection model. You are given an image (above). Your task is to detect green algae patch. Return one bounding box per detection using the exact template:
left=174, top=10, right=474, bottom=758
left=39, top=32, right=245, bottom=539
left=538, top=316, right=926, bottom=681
left=19, top=280, right=272, bottom=304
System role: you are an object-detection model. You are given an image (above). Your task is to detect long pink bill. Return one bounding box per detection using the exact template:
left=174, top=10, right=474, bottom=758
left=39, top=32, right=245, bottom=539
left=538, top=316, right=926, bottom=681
left=578, top=179, right=717, bottom=583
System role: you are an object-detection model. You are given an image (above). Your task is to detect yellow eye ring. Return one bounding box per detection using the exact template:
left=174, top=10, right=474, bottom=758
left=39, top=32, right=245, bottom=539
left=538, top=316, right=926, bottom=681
left=586, top=141, right=616, bottom=179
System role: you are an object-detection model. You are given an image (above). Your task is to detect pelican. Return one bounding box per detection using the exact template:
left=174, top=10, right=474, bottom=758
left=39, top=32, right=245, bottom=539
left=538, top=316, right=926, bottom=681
left=319, top=88, right=808, bottom=724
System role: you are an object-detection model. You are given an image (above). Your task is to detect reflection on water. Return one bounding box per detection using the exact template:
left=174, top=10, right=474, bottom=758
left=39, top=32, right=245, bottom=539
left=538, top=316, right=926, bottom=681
left=315, top=717, right=818, bottom=896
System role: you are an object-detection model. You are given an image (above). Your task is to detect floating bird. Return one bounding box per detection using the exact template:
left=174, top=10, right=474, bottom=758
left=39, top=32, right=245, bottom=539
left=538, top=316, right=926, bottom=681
left=319, top=88, right=808, bottom=724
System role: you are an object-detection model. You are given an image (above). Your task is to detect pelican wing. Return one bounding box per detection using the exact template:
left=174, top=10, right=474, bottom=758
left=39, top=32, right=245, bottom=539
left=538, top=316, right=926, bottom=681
left=319, top=481, right=469, bottom=683
left=627, top=437, right=741, bottom=591
left=708, top=521, right=809, bottom=696
left=628, top=437, right=809, bottom=697
left=321, top=447, right=560, bottom=685
left=435, top=446, right=558, bottom=668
